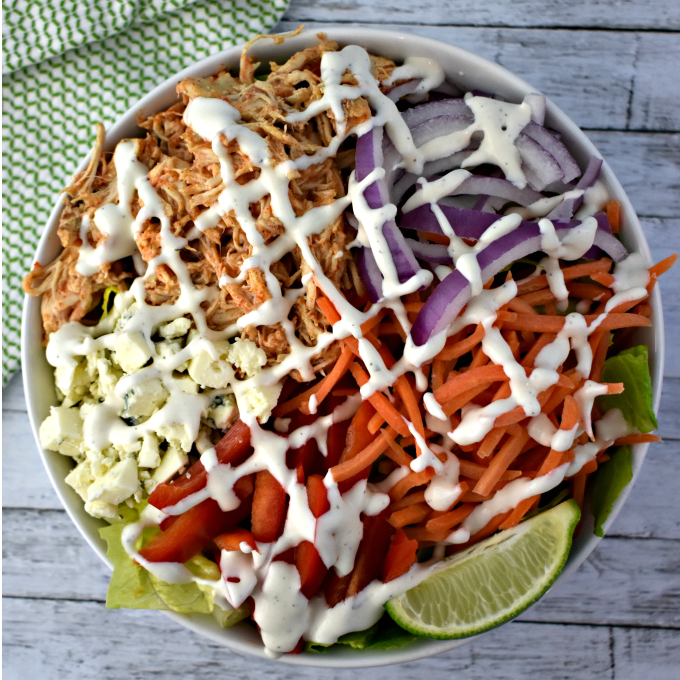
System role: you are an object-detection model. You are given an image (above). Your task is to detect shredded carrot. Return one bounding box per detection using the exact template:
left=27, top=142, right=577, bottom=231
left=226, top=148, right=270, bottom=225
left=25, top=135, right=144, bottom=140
left=572, top=472, right=587, bottom=509
left=434, top=364, right=508, bottom=404
left=508, top=296, right=539, bottom=315
left=389, top=469, right=436, bottom=502
left=590, top=271, right=615, bottom=287
left=474, top=429, right=531, bottom=497
left=442, top=382, right=494, bottom=417
left=330, top=429, right=394, bottom=483
left=605, top=200, right=621, bottom=233
left=425, top=503, right=476, bottom=534
left=273, top=380, right=323, bottom=417
left=432, top=359, right=448, bottom=391
left=389, top=502, right=431, bottom=528
left=395, top=374, right=425, bottom=439
left=516, top=258, right=613, bottom=295
left=368, top=411, right=385, bottom=434
left=303, top=344, right=355, bottom=413
left=349, top=363, right=409, bottom=436
left=649, top=253, right=678, bottom=278
left=435, top=323, right=484, bottom=360
left=613, top=434, right=662, bottom=445
left=507, top=312, right=651, bottom=333
left=317, top=295, right=341, bottom=325
left=459, top=459, right=521, bottom=481
left=389, top=490, right=427, bottom=512
left=561, top=395, right=580, bottom=430
left=478, top=426, right=507, bottom=459
left=521, top=333, right=556, bottom=367
left=384, top=436, right=413, bottom=467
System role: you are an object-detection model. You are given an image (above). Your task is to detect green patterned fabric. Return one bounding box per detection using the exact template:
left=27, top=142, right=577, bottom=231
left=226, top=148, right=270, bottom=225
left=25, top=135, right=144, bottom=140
left=2, top=0, right=290, bottom=383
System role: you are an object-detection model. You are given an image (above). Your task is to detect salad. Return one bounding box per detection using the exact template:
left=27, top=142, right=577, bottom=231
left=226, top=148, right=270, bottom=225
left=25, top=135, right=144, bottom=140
left=23, top=29, right=675, bottom=657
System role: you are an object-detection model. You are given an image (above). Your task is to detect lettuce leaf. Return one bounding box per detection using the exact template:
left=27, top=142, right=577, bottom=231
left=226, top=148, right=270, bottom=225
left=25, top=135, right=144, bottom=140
left=591, top=446, right=633, bottom=537
left=306, top=614, right=416, bottom=653
left=99, top=508, right=248, bottom=627
left=598, top=345, right=658, bottom=433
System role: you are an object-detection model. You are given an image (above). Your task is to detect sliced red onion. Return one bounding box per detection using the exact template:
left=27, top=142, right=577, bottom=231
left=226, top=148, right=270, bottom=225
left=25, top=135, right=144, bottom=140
left=524, top=93, right=546, bottom=126
left=355, top=126, right=422, bottom=283
left=400, top=98, right=471, bottom=127
left=411, top=218, right=626, bottom=344
left=404, top=238, right=452, bottom=264
left=522, top=121, right=580, bottom=183
left=400, top=203, right=507, bottom=240
left=358, top=246, right=384, bottom=302
left=516, top=134, right=564, bottom=190
left=449, top=175, right=544, bottom=207
left=386, top=79, right=422, bottom=102
left=546, top=157, right=603, bottom=221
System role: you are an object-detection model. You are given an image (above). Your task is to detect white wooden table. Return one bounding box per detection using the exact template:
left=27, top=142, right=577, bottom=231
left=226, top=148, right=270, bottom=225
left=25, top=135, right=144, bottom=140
left=3, top=1, right=680, bottom=677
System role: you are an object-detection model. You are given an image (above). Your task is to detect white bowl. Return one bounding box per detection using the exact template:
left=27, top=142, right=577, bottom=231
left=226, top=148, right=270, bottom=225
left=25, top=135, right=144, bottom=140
left=22, top=27, right=664, bottom=667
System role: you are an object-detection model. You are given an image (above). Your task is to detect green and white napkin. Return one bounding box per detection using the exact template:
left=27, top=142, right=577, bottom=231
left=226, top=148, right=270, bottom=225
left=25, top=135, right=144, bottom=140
left=2, top=0, right=290, bottom=383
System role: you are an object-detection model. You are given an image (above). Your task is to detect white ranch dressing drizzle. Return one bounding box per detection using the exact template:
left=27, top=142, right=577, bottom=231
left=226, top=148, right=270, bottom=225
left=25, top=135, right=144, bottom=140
left=44, top=42, right=655, bottom=656
left=383, top=56, right=446, bottom=96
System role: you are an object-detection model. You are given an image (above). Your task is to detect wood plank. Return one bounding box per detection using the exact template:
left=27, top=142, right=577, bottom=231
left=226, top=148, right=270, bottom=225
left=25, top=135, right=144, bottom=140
left=629, top=33, right=680, bottom=132
left=657, top=378, right=680, bottom=440
left=283, top=0, right=680, bottom=31
left=612, top=626, right=680, bottom=680
left=1, top=597, right=615, bottom=679
left=587, top=132, right=680, bottom=218
left=275, top=22, right=680, bottom=131
left=611, top=439, right=680, bottom=539
left=518, top=536, right=680, bottom=628
left=2, top=409, right=61, bottom=509
left=4, top=507, right=679, bottom=627
left=642, top=218, right=680, bottom=378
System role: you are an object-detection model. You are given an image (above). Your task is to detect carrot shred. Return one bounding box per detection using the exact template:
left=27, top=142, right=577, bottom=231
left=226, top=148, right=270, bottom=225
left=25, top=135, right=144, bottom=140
left=516, top=258, right=613, bottom=295
left=389, top=490, right=427, bottom=512
left=389, top=502, right=432, bottom=528
left=300, top=344, right=355, bottom=414
left=478, top=426, right=507, bottom=459
left=435, top=323, right=484, bottom=360
left=503, top=312, right=651, bottom=333
left=649, top=253, right=678, bottom=278
left=330, top=429, right=394, bottom=483
left=395, top=374, right=425, bottom=440
left=349, top=363, right=409, bottom=436
left=384, top=435, right=413, bottom=467
left=425, top=503, right=476, bottom=534
left=613, top=434, right=662, bottom=445
left=605, top=200, right=621, bottom=233
left=389, top=468, right=436, bottom=502
left=442, top=382, right=494, bottom=417
left=434, top=365, right=508, bottom=404
left=474, top=429, right=531, bottom=497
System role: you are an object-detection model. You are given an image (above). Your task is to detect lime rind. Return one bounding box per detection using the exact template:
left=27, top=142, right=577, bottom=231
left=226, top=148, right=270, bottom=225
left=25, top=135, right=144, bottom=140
left=385, top=499, right=580, bottom=639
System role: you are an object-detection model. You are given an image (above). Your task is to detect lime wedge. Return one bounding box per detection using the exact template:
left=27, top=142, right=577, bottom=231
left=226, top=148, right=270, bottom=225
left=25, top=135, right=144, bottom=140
left=385, top=499, right=580, bottom=639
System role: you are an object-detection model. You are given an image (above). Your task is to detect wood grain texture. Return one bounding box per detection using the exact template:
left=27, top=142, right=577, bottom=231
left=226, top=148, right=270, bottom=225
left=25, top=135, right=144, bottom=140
left=275, top=22, right=680, bottom=131
left=1, top=598, right=616, bottom=680
left=283, top=0, right=680, bottom=31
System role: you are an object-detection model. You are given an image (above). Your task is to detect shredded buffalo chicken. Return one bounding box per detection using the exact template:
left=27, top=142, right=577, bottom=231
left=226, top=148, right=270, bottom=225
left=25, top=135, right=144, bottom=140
left=23, top=34, right=400, bottom=379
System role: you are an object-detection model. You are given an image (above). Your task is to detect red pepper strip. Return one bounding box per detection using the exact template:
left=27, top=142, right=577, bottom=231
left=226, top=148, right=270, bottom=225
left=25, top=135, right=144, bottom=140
left=295, top=541, right=328, bottom=599
left=214, top=527, right=258, bottom=552
left=140, top=494, right=253, bottom=564
left=149, top=420, right=251, bottom=509
left=307, top=474, right=331, bottom=518
left=346, top=509, right=394, bottom=597
left=383, top=528, right=418, bottom=583
left=337, top=400, right=378, bottom=494
left=322, top=568, right=353, bottom=607
left=251, top=470, right=287, bottom=543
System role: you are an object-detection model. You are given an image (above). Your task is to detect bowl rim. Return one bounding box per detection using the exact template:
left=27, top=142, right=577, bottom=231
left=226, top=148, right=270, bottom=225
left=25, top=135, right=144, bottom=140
left=21, top=25, right=665, bottom=668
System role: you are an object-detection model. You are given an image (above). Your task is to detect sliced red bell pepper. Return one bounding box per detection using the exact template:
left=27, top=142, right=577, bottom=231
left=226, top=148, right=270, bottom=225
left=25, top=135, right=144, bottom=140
left=306, top=474, right=330, bottom=518
left=346, top=509, right=394, bottom=597
left=295, top=540, right=328, bottom=599
left=149, top=420, right=252, bottom=510
left=322, top=567, right=352, bottom=607
left=251, top=470, right=287, bottom=543
left=382, top=528, right=418, bottom=582
left=338, top=400, right=377, bottom=493
left=139, top=494, right=253, bottom=564
left=214, top=527, right=258, bottom=552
